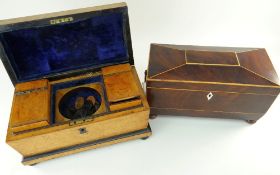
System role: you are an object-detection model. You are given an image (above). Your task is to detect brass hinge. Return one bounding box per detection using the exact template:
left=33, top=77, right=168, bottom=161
left=15, top=87, right=48, bottom=96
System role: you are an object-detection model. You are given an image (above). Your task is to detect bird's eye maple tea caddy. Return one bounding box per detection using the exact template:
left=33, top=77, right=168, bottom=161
left=0, top=2, right=151, bottom=165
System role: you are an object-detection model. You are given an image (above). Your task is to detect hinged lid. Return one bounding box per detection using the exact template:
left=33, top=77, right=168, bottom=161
left=147, top=44, right=280, bottom=87
left=0, top=2, right=133, bottom=85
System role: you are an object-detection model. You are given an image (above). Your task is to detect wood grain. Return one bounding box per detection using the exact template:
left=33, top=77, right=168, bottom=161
left=186, top=50, right=238, bottom=65
left=156, top=44, right=258, bottom=53
left=147, top=80, right=280, bottom=95
left=102, top=63, right=131, bottom=75
left=148, top=44, right=185, bottom=78
left=103, top=68, right=140, bottom=103
left=110, top=98, right=142, bottom=111
left=150, top=107, right=263, bottom=121
left=8, top=109, right=149, bottom=157
left=146, top=44, right=280, bottom=122
left=238, top=49, right=280, bottom=85
left=6, top=66, right=150, bottom=162
left=15, top=79, right=48, bottom=91
left=153, top=65, right=277, bottom=86
left=22, top=128, right=151, bottom=165
left=10, top=79, right=50, bottom=132
left=147, top=87, right=277, bottom=114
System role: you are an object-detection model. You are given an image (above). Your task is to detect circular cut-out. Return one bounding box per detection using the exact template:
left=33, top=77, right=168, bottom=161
left=58, top=87, right=102, bottom=120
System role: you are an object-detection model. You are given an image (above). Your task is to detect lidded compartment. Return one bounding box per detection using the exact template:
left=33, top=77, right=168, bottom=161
left=146, top=44, right=280, bottom=121
left=0, top=3, right=151, bottom=166
left=0, top=2, right=135, bottom=131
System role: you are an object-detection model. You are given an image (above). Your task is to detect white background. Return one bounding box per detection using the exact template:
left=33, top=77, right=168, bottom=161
left=0, top=0, right=280, bottom=174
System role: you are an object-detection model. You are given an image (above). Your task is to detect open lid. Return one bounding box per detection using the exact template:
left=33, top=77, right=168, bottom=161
left=148, top=44, right=280, bottom=87
left=0, top=2, right=133, bottom=85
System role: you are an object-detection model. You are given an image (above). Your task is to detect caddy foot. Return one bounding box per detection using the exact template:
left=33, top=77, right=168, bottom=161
left=141, top=136, right=149, bottom=140
left=149, top=114, right=157, bottom=119
left=246, top=120, right=256, bottom=124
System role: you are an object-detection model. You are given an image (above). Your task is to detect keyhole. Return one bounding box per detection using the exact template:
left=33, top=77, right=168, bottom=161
left=79, top=128, right=87, bottom=134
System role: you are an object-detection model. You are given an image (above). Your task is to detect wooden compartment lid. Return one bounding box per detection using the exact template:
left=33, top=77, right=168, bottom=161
left=147, top=44, right=280, bottom=88
left=10, top=79, right=50, bottom=133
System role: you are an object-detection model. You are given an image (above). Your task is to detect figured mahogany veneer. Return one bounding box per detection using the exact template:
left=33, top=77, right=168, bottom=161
left=146, top=44, right=280, bottom=123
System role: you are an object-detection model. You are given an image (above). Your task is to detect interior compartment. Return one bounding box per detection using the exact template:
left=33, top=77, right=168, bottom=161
left=50, top=74, right=108, bottom=124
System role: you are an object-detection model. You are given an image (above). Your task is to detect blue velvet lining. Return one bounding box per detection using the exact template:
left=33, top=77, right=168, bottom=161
left=51, top=75, right=107, bottom=123
left=0, top=12, right=128, bottom=82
